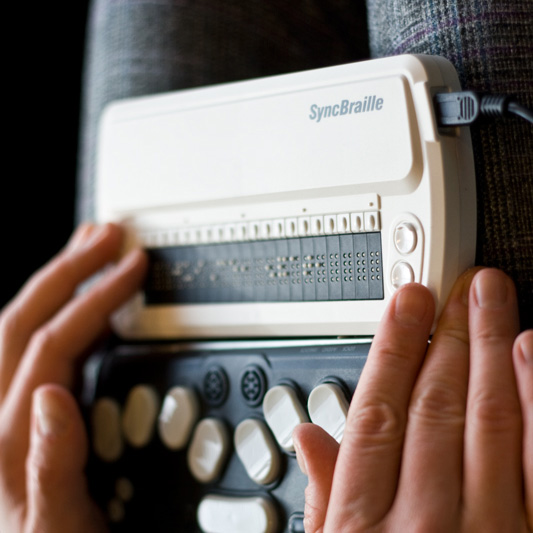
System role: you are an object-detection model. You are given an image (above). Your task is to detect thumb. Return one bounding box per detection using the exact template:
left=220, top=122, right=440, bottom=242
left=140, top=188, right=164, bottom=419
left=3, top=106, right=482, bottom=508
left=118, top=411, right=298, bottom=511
left=293, top=423, right=340, bottom=533
left=25, top=385, right=106, bottom=533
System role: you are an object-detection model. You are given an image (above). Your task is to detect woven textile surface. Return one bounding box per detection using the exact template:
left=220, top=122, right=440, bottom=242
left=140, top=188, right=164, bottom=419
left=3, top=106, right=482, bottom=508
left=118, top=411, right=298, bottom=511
left=77, top=0, right=369, bottom=222
left=367, top=0, right=533, bottom=327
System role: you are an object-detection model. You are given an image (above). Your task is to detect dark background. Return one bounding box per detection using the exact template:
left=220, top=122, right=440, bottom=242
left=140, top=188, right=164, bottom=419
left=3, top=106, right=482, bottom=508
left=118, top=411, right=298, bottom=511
left=2, top=3, right=90, bottom=309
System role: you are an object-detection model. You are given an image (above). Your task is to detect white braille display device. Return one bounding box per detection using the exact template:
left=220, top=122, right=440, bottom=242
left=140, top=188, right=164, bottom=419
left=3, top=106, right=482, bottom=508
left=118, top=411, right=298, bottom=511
left=83, top=54, right=477, bottom=532
left=95, top=54, right=476, bottom=339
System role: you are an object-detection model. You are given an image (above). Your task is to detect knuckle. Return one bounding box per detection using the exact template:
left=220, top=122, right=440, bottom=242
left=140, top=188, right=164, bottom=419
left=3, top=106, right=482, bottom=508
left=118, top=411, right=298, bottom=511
left=303, top=501, right=324, bottom=533
left=410, top=381, right=465, bottom=427
left=325, top=507, right=379, bottom=533
left=470, top=391, right=522, bottom=433
left=406, top=520, right=451, bottom=533
left=28, top=454, right=61, bottom=492
left=0, top=437, right=20, bottom=495
left=472, top=321, right=512, bottom=349
left=463, top=515, right=524, bottom=533
left=374, top=344, right=416, bottom=369
left=347, top=398, right=405, bottom=446
left=49, top=253, right=80, bottom=289
left=438, top=319, right=470, bottom=351
left=0, top=303, right=24, bottom=345
left=28, top=327, right=59, bottom=359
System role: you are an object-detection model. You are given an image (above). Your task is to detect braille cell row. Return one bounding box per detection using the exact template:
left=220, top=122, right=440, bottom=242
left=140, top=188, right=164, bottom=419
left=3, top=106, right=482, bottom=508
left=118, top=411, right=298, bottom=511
left=145, top=233, right=384, bottom=303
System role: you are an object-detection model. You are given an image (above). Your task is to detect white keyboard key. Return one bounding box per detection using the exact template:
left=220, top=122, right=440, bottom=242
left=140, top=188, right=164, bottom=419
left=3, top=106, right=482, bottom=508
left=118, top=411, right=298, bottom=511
left=307, top=383, right=349, bottom=443
left=158, top=386, right=199, bottom=450
left=234, top=419, right=281, bottom=485
left=92, top=397, right=123, bottom=462
left=262, top=385, right=309, bottom=452
left=188, top=418, right=230, bottom=483
left=122, top=385, right=160, bottom=448
left=197, top=495, right=278, bottom=533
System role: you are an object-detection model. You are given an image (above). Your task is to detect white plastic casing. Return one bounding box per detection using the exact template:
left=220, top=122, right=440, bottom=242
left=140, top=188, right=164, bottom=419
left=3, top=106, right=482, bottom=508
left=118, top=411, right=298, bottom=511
left=96, top=54, right=476, bottom=338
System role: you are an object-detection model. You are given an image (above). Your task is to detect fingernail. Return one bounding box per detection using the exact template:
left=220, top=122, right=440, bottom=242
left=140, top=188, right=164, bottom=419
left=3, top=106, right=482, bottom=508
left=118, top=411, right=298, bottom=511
left=293, top=441, right=308, bottom=476
left=474, top=270, right=508, bottom=309
left=394, top=287, right=430, bottom=326
left=66, top=223, right=95, bottom=250
left=117, top=249, right=147, bottom=274
left=519, top=333, right=533, bottom=365
left=84, top=224, right=112, bottom=249
left=461, top=269, right=478, bottom=306
left=35, top=390, right=69, bottom=438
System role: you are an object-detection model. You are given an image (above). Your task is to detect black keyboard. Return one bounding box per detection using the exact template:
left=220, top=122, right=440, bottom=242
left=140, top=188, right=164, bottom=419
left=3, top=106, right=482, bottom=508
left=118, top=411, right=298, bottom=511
left=81, top=339, right=370, bottom=532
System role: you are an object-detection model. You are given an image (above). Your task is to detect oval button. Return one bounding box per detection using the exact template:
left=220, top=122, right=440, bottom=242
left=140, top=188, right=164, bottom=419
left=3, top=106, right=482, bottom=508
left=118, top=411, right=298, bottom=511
left=92, top=397, right=123, bottom=462
left=234, top=418, right=281, bottom=485
left=262, top=385, right=308, bottom=452
left=122, top=385, right=160, bottom=448
left=394, top=222, right=417, bottom=255
left=307, top=383, right=349, bottom=443
left=391, top=261, right=415, bottom=289
left=197, top=495, right=278, bottom=533
left=187, top=418, right=230, bottom=483
left=158, top=386, right=199, bottom=450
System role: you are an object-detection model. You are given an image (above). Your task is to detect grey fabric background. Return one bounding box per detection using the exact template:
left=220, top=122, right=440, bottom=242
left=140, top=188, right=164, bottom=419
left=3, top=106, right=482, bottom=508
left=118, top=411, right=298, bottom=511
left=77, top=0, right=533, bottom=328
left=366, top=0, right=533, bottom=327
left=77, top=0, right=370, bottom=222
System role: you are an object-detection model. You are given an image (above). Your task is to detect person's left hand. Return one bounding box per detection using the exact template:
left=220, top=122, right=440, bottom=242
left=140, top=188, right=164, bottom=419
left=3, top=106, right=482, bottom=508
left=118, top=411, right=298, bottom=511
left=0, top=223, right=147, bottom=533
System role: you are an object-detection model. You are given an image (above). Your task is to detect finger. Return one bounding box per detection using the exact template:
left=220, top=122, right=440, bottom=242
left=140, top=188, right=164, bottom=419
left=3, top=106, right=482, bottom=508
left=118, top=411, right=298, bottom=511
left=0, top=223, right=123, bottom=401
left=325, top=284, right=434, bottom=531
left=1, top=249, right=147, bottom=453
left=25, top=385, right=107, bottom=533
left=293, top=423, right=339, bottom=533
left=512, top=330, right=533, bottom=527
left=391, top=269, right=479, bottom=526
left=463, top=269, right=523, bottom=531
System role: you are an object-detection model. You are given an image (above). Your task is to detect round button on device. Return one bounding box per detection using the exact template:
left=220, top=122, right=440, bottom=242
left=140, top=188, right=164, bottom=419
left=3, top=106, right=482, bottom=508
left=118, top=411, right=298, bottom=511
left=394, top=222, right=417, bottom=255
left=391, top=261, right=415, bottom=289
left=241, top=366, right=267, bottom=406
left=203, top=366, right=229, bottom=406
left=234, top=418, right=281, bottom=485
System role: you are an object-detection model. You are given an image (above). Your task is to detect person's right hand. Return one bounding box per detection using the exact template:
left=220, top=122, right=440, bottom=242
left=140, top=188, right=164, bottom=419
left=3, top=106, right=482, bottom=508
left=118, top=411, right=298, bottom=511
left=0, top=223, right=147, bottom=533
left=294, top=268, right=532, bottom=532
